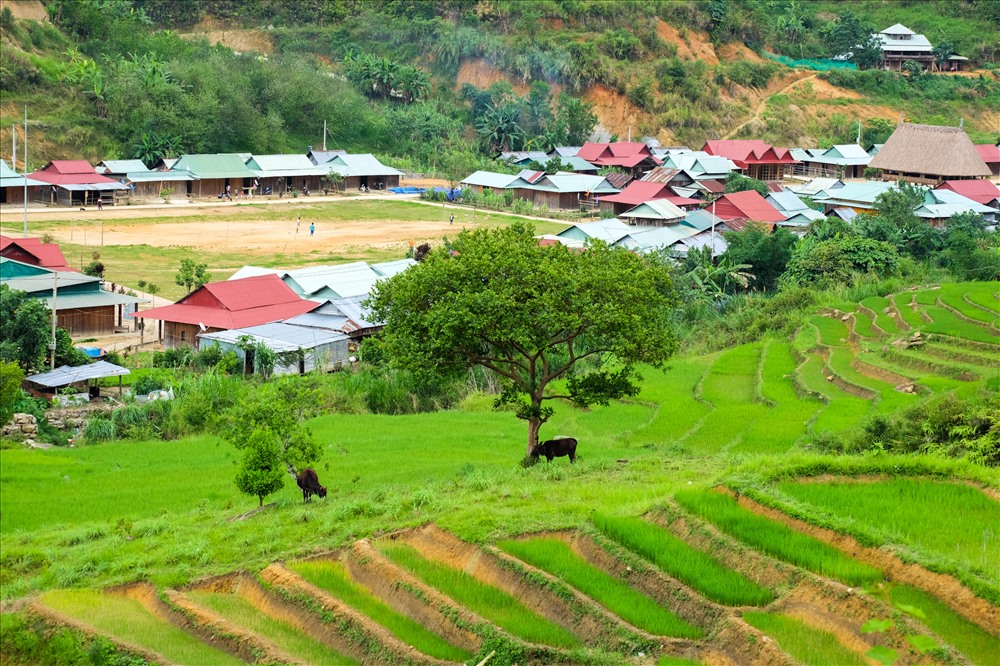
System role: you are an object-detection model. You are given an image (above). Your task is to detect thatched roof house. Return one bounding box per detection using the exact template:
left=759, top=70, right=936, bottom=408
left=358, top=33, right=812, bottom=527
left=868, top=123, right=991, bottom=184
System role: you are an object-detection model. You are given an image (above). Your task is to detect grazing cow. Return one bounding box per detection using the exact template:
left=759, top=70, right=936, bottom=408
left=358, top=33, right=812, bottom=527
left=296, top=468, right=327, bottom=503
left=531, top=437, right=578, bottom=463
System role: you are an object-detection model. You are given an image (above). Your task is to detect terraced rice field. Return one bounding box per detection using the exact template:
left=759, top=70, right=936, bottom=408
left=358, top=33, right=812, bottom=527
left=17, top=282, right=1000, bottom=665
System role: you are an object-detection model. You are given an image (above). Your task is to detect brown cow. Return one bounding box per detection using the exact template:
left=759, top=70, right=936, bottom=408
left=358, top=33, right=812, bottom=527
left=296, top=468, right=327, bottom=502
left=531, top=437, right=578, bottom=463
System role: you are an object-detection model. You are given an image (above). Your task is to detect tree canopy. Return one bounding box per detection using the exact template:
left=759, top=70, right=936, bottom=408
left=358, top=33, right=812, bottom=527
left=368, top=222, right=679, bottom=457
left=0, top=285, right=52, bottom=373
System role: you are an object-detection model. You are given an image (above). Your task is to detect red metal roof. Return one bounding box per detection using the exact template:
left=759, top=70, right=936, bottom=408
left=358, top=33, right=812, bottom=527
left=700, top=179, right=725, bottom=194
left=601, top=181, right=672, bottom=206
left=576, top=142, right=662, bottom=169
left=0, top=235, right=75, bottom=271
left=665, top=195, right=702, bottom=208
left=724, top=218, right=776, bottom=233
left=935, top=180, right=1000, bottom=205
left=132, top=274, right=316, bottom=329
left=27, top=160, right=121, bottom=186
left=974, top=144, right=1000, bottom=164
left=709, top=191, right=787, bottom=223
left=702, top=140, right=798, bottom=167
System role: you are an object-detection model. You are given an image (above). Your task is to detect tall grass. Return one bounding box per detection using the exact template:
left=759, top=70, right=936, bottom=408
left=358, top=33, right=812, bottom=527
left=887, top=584, right=1000, bottom=665
left=186, top=590, right=358, bottom=665
left=742, top=612, right=868, bottom=666
left=288, top=559, right=471, bottom=662
left=777, top=479, right=1000, bottom=587
left=377, top=542, right=581, bottom=648
left=673, top=491, right=883, bottom=587
left=591, top=514, right=773, bottom=607
left=39, top=590, right=243, bottom=665
left=498, top=537, right=703, bottom=638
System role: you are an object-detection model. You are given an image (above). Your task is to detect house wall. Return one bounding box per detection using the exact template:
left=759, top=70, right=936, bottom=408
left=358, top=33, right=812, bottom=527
left=343, top=175, right=400, bottom=191
left=0, top=186, right=38, bottom=206
left=162, top=321, right=214, bottom=349
left=58, top=305, right=116, bottom=337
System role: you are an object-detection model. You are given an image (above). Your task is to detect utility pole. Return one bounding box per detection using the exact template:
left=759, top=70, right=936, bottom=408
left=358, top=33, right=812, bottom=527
left=323, top=120, right=327, bottom=151
left=50, top=271, right=58, bottom=369
left=23, top=106, right=28, bottom=238
left=12, top=124, right=15, bottom=170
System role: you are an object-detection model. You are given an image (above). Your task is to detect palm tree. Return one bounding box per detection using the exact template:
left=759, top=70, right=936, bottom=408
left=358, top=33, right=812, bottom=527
left=476, top=102, right=525, bottom=153
left=397, top=66, right=430, bottom=103
left=371, top=56, right=399, bottom=100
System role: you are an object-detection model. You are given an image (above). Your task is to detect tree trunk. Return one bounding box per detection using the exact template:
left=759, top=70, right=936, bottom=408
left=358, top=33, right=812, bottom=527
left=258, top=495, right=263, bottom=508
left=527, top=417, right=541, bottom=458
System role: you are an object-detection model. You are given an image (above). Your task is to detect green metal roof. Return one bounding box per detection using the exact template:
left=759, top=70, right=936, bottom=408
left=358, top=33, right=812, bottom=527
left=0, top=257, right=51, bottom=279
left=170, top=154, right=258, bottom=179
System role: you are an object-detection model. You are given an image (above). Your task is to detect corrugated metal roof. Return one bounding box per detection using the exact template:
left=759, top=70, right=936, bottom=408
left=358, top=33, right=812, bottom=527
left=550, top=146, right=581, bottom=157
left=246, top=154, right=329, bottom=177
left=199, top=322, right=347, bottom=352
left=26, top=361, right=130, bottom=388
left=170, top=154, right=258, bottom=179
left=525, top=173, right=619, bottom=194
left=626, top=224, right=698, bottom=250
left=461, top=171, right=518, bottom=188
left=787, top=177, right=846, bottom=196
left=97, top=160, right=150, bottom=174
left=28, top=291, right=148, bottom=309
left=326, top=154, right=402, bottom=177
left=2, top=271, right=100, bottom=292
left=619, top=199, right=686, bottom=221
left=500, top=150, right=549, bottom=162
left=0, top=159, right=46, bottom=187
left=557, top=219, right=632, bottom=243
left=229, top=266, right=285, bottom=281
left=682, top=209, right=725, bottom=233
left=813, top=181, right=899, bottom=206
left=122, top=171, right=194, bottom=183
left=766, top=191, right=812, bottom=213
left=370, top=258, right=416, bottom=277
left=308, top=150, right=347, bottom=165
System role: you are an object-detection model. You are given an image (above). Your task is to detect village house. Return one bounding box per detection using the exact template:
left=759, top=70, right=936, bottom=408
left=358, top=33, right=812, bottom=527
left=598, top=180, right=700, bottom=217
left=811, top=181, right=899, bottom=214
left=198, top=323, right=350, bottom=376
left=707, top=190, right=788, bottom=223
left=315, top=153, right=402, bottom=191
left=576, top=142, right=662, bottom=178
left=618, top=199, right=687, bottom=226
left=245, top=154, right=326, bottom=196
left=934, top=180, right=1000, bottom=209
left=131, top=274, right=315, bottom=349
left=27, top=160, right=128, bottom=207
left=169, top=154, right=259, bottom=198
left=1, top=234, right=74, bottom=271
left=867, top=123, right=991, bottom=185
left=765, top=191, right=827, bottom=229
left=229, top=259, right=415, bottom=302
left=0, top=160, right=45, bottom=206
left=1, top=257, right=146, bottom=337
left=790, top=145, right=872, bottom=179
left=875, top=24, right=934, bottom=71
left=460, top=170, right=519, bottom=194
left=500, top=152, right=598, bottom=174
left=974, top=143, right=1000, bottom=177
left=914, top=189, right=996, bottom=226
left=702, top=141, right=798, bottom=182
left=95, top=159, right=194, bottom=201
left=509, top=172, right=620, bottom=211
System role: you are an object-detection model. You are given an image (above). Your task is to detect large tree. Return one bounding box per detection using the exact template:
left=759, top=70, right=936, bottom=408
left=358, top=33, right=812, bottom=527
left=368, top=222, right=679, bottom=458
left=0, top=285, right=52, bottom=373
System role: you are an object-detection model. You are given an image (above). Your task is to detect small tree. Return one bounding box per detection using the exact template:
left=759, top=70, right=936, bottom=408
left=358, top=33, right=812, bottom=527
left=724, top=172, right=768, bottom=196
left=234, top=428, right=286, bottom=507
left=175, top=259, right=210, bottom=294
left=83, top=251, right=105, bottom=278
left=902, top=60, right=923, bottom=79
left=369, top=222, right=679, bottom=458
left=0, top=360, right=25, bottom=426
left=0, top=285, right=52, bottom=373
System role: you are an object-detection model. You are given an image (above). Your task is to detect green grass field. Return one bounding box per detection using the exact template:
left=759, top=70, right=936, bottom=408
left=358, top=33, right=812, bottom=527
left=887, top=584, right=1000, bottom=665
left=776, top=479, right=1000, bottom=588
left=184, top=589, right=359, bottom=664
left=742, top=612, right=868, bottom=666
left=38, top=589, right=243, bottom=665
left=378, top=541, right=581, bottom=648
left=498, top=537, right=703, bottom=638
left=592, top=514, right=774, bottom=607
left=674, top=490, right=884, bottom=587
left=288, top=559, right=471, bottom=662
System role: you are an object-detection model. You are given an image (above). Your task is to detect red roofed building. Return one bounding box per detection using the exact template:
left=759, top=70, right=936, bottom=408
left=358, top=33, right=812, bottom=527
left=935, top=180, right=1000, bottom=209
left=709, top=191, right=787, bottom=223
left=702, top=140, right=798, bottom=182
left=132, top=274, right=316, bottom=349
left=0, top=234, right=75, bottom=271
left=27, top=160, right=127, bottom=207
left=576, top=142, right=662, bottom=177
left=974, top=144, right=1000, bottom=176
left=599, top=181, right=701, bottom=216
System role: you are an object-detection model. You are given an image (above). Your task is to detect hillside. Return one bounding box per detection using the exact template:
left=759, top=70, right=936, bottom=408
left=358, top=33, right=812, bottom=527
left=1, top=0, right=998, bottom=176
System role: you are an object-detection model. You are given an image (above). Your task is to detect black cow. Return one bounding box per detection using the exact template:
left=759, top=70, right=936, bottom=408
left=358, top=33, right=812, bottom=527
left=531, top=437, right=578, bottom=463
left=296, top=468, right=327, bottom=502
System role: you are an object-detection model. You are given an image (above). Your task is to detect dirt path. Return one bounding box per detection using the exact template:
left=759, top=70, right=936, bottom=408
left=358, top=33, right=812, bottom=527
left=723, top=73, right=816, bottom=140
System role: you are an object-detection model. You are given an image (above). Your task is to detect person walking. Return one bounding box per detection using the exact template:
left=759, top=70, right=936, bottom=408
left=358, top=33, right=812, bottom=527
left=96, top=198, right=103, bottom=211
left=309, top=222, right=315, bottom=236
left=296, top=215, right=301, bottom=234
left=449, top=213, right=454, bottom=225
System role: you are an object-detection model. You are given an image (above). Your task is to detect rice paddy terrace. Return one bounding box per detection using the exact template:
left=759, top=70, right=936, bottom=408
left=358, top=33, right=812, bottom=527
left=11, top=281, right=1000, bottom=665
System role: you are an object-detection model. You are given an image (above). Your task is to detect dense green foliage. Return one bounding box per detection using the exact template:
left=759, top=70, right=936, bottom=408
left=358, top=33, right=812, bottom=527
left=592, top=513, right=774, bottom=606
left=0, top=361, right=26, bottom=427
left=0, top=612, right=151, bottom=666
left=0, top=286, right=52, bottom=373
left=674, top=490, right=884, bottom=586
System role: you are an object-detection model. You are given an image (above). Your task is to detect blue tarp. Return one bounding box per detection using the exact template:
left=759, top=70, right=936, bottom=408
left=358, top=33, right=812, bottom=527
left=389, top=187, right=425, bottom=194
left=76, top=346, right=105, bottom=358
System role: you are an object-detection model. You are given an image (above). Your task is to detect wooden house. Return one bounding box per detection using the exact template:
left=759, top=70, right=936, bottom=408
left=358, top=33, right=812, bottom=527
left=599, top=180, right=700, bottom=216
left=702, top=141, right=798, bottom=182
left=323, top=154, right=402, bottom=191
left=935, top=180, right=1000, bottom=209
left=1, top=234, right=74, bottom=271
left=131, top=274, right=315, bottom=349
left=26, top=160, right=127, bottom=207
left=576, top=142, right=662, bottom=178
left=246, top=154, right=326, bottom=195
left=169, top=154, right=259, bottom=198
left=510, top=173, right=620, bottom=212
left=96, top=159, right=194, bottom=201
left=708, top=191, right=787, bottom=223
left=974, top=144, right=1000, bottom=177
left=875, top=24, right=934, bottom=71
left=0, top=160, right=45, bottom=206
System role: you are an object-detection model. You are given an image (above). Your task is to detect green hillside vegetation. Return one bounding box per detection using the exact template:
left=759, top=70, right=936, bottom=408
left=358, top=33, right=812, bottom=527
left=2, top=0, right=998, bottom=171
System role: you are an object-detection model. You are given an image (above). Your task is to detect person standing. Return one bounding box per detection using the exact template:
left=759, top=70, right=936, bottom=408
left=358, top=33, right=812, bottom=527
left=296, top=215, right=301, bottom=234
left=449, top=213, right=454, bottom=225
left=310, top=222, right=315, bottom=236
